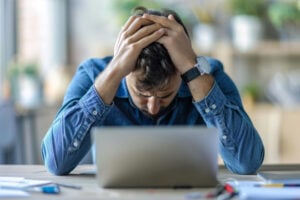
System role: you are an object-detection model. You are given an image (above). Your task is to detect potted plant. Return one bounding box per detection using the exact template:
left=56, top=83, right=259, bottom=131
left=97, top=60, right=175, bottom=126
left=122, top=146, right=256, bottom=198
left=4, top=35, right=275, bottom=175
left=7, top=61, right=43, bottom=108
left=241, top=82, right=261, bottom=111
left=192, top=3, right=218, bottom=53
left=227, top=0, right=267, bottom=51
left=228, top=0, right=266, bottom=17
left=268, top=1, right=300, bottom=40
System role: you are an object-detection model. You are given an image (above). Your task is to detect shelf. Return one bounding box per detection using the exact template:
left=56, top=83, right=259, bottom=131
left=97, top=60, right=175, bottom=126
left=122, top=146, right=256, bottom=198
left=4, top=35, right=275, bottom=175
left=232, top=41, right=300, bottom=57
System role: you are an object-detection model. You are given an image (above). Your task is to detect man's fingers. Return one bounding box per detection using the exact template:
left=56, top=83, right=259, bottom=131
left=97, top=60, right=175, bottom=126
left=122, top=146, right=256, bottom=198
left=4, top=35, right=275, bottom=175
left=142, top=14, right=177, bottom=29
left=142, top=13, right=185, bottom=40
left=125, top=17, right=154, bottom=37
left=136, top=28, right=165, bottom=49
left=115, top=16, right=150, bottom=54
left=128, top=23, right=162, bottom=43
left=122, top=16, right=138, bottom=31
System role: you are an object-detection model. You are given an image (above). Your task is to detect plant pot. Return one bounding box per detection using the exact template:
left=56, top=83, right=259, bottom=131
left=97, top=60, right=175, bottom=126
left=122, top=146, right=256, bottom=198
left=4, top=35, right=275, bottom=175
left=231, top=15, right=264, bottom=51
left=11, top=74, right=42, bottom=108
left=193, top=23, right=216, bottom=53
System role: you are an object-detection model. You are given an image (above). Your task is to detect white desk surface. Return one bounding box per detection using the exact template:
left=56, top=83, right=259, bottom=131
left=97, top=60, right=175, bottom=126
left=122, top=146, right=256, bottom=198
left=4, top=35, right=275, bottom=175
left=0, top=164, right=298, bottom=200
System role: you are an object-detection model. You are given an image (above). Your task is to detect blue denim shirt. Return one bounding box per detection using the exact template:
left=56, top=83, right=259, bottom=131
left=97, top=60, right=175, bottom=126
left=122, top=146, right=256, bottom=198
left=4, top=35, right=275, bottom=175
left=41, top=56, right=264, bottom=175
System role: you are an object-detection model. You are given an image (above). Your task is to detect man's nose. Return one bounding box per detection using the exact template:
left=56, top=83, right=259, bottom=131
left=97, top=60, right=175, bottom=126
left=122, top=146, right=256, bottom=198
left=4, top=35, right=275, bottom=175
left=147, top=97, right=160, bottom=115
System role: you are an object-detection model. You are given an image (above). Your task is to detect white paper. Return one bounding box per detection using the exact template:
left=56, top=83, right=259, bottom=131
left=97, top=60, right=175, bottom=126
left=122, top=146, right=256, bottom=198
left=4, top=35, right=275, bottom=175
left=0, top=176, right=52, bottom=197
left=239, top=187, right=300, bottom=200
left=227, top=180, right=300, bottom=200
left=258, top=171, right=300, bottom=184
left=0, top=189, right=29, bottom=197
left=0, top=176, right=51, bottom=189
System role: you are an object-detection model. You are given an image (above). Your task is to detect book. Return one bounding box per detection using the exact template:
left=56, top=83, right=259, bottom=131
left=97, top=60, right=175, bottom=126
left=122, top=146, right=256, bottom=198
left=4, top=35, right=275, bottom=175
left=258, top=171, right=300, bottom=184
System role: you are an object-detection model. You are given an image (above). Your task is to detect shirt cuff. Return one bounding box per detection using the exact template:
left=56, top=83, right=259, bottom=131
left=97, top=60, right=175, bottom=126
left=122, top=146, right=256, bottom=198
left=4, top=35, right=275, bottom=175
left=193, top=82, right=226, bottom=117
left=80, top=85, right=112, bottom=121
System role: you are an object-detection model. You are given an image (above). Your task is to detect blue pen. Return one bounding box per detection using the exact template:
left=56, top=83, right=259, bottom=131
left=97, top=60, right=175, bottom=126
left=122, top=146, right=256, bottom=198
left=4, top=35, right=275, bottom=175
left=28, top=185, right=60, bottom=194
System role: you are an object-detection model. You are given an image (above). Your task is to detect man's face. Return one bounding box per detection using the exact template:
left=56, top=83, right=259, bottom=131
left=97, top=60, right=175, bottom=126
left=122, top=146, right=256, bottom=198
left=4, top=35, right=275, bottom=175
left=126, top=71, right=182, bottom=118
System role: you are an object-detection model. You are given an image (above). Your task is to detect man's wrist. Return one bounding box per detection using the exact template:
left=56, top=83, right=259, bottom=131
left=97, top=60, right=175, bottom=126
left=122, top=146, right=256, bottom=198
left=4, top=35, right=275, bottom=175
left=181, top=56, right=211, bottom=83
left=181, top=66, right=201, bottom=83
left=187, top=74, right=215, bottom=101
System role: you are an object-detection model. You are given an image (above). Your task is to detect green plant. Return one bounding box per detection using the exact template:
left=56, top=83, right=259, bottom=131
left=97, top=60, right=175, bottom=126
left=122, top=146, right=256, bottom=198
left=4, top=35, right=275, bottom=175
left=268, top=1, right=300, bottom=29
left=241, top=83, right=261, bottom=101
left=7, top=62, right=38, bottom=78
left=228, top=0, right=267, bottom=17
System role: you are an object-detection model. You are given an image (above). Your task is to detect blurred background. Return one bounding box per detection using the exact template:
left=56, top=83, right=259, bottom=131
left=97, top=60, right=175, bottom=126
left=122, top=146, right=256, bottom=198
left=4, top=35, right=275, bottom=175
left=0, top=0, right=300, bottom=165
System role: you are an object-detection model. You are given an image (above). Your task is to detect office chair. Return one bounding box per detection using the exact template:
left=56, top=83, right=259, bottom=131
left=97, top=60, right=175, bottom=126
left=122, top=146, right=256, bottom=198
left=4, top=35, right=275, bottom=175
left=0, top=99, right=19, bottom=164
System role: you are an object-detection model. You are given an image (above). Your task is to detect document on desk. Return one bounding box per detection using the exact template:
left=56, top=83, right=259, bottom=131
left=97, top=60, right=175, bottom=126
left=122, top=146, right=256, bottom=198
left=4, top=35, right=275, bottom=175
left=0, top=189, right=29, bottom=197
left=228, top=180, right=300, bottom=200
left=258, top=171, right=300, bottom=184
left=0, top=176, right=51, bottom=189
left=0, top=176, right=51, bottom=197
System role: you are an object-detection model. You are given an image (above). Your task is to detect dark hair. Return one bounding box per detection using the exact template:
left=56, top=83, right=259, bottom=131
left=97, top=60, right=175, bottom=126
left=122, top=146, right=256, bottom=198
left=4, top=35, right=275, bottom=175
left=132, top=7, right=189, bottom=90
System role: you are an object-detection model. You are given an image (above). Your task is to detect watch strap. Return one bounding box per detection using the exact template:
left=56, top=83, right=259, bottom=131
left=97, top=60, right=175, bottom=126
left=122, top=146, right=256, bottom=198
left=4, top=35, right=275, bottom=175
left=181, top=66, right=201, bottom=83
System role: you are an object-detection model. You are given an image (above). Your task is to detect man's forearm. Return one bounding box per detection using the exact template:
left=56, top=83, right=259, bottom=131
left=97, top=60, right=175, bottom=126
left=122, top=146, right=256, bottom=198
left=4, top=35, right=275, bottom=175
left=186, top=74, right=215, bottom=101
left=94, top=63, right=124, bottom=105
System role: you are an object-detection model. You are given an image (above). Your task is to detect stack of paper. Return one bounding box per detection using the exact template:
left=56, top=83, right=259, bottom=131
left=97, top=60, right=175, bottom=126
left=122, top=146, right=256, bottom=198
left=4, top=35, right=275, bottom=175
left=234, top=182, right=300, bottom=200
left=226, top=171, right=300, bottom=200
left=0, top=176, right=52, bottom=198
left=258, top=171, right=300, bottom=184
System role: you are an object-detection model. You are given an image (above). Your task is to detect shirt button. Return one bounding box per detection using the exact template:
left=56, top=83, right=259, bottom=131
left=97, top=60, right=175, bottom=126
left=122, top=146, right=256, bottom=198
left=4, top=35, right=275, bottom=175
left=92, top=110, right=98, bottom=115
left=211, top=104, right=216, bottom=109
left=73, top=140, right=79, bottom=148
left=205, top=108, right=210, bottom=113
left=222, top=135, right=227, bottom=140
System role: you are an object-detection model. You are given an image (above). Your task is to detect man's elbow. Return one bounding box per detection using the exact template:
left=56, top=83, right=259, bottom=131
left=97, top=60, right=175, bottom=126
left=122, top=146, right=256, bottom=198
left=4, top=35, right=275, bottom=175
left=227, top=151, right=265, bottom=175
left=43, top=157, right=72, bottom=176
left=41, top=145, right=71, bottom=176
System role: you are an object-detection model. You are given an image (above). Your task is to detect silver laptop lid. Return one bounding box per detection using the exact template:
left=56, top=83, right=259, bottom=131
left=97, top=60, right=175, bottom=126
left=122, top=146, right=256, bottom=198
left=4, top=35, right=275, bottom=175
left=92, top=126, right=219, bottom=188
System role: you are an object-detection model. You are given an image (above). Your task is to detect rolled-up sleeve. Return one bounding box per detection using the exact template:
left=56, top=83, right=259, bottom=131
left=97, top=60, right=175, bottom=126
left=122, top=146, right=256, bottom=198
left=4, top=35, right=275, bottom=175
left=193, top=67, right=264, bottom=174
left=41, top=59, right=112, bottom=175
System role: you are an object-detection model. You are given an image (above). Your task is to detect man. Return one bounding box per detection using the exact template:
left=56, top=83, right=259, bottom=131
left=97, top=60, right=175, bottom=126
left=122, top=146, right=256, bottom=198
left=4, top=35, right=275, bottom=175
left=41, top=7, right=264, bottom=175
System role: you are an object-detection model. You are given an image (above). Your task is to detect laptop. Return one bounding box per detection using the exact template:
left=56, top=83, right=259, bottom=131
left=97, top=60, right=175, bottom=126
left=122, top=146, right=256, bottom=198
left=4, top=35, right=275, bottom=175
left=91, top=126, right=219, bottom=188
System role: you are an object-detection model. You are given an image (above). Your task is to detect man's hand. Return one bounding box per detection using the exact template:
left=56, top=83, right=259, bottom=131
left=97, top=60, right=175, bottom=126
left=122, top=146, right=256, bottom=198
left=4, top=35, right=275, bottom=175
left=142, top=14, right=197, bottom=74
left=143, top=14, right=214, bottom=102
left=111, top=15, right=165, bottom=77
left=94, top=16, right=165, bottom=104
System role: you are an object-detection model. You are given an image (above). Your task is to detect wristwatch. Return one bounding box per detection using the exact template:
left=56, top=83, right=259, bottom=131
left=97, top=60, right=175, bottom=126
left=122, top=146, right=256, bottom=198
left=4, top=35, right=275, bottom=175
left=181, top=56, right=211, bottom=83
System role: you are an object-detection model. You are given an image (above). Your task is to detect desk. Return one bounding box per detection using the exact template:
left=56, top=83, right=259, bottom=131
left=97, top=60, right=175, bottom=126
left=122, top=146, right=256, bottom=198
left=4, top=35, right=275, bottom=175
left=0, top=164, right=299, bottom=200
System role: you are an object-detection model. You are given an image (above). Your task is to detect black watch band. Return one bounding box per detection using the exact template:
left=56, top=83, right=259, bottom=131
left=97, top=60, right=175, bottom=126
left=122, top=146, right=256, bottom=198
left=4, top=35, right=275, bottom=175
left=181, top=67, right=201, bottom=83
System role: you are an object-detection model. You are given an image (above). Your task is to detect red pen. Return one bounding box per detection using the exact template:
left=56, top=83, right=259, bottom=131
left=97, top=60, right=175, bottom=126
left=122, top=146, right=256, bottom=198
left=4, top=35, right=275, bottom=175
left=224, top=183, right=235, bottom=193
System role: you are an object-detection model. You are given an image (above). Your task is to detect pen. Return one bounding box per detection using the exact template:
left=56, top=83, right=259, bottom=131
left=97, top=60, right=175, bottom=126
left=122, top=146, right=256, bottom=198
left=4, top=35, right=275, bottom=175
left=223, top=184, right=238, bottom=200
left=0, top=185, right=60, bottom=194
left=56, top=182, right=82, bottom=190
left=27, top=185, right=60, bottom=194
left=224, top=183, right=235, bottom=193
left=255, top=183, right=300, bottom=188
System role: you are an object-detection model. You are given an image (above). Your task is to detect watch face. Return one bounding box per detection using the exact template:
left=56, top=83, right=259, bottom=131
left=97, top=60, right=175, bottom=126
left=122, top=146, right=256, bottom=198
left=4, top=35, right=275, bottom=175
left=196, top=56, right=211, bottom=74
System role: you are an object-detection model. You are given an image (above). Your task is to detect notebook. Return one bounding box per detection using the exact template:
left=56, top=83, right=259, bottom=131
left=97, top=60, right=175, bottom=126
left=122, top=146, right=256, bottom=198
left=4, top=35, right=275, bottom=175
left=91, top=126, right=219, bottom=188
left=258, top=171, right=300, bottom=184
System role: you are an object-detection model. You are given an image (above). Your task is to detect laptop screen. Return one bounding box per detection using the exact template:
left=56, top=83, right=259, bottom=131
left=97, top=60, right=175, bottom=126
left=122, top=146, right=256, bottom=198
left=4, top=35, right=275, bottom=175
left=92, top=126, right=219, bottom=188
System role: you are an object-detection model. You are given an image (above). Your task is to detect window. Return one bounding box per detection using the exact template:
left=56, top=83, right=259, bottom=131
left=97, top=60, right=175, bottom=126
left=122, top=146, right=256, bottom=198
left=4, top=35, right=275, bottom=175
left=0, top=0, right=17, bottom=99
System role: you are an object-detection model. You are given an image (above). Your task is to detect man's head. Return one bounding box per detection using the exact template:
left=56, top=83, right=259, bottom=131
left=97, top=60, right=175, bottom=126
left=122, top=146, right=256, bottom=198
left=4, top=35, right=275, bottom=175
left=126, top=7, right=188, bottom=118
left=133, top=6, right=189, bottom=90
